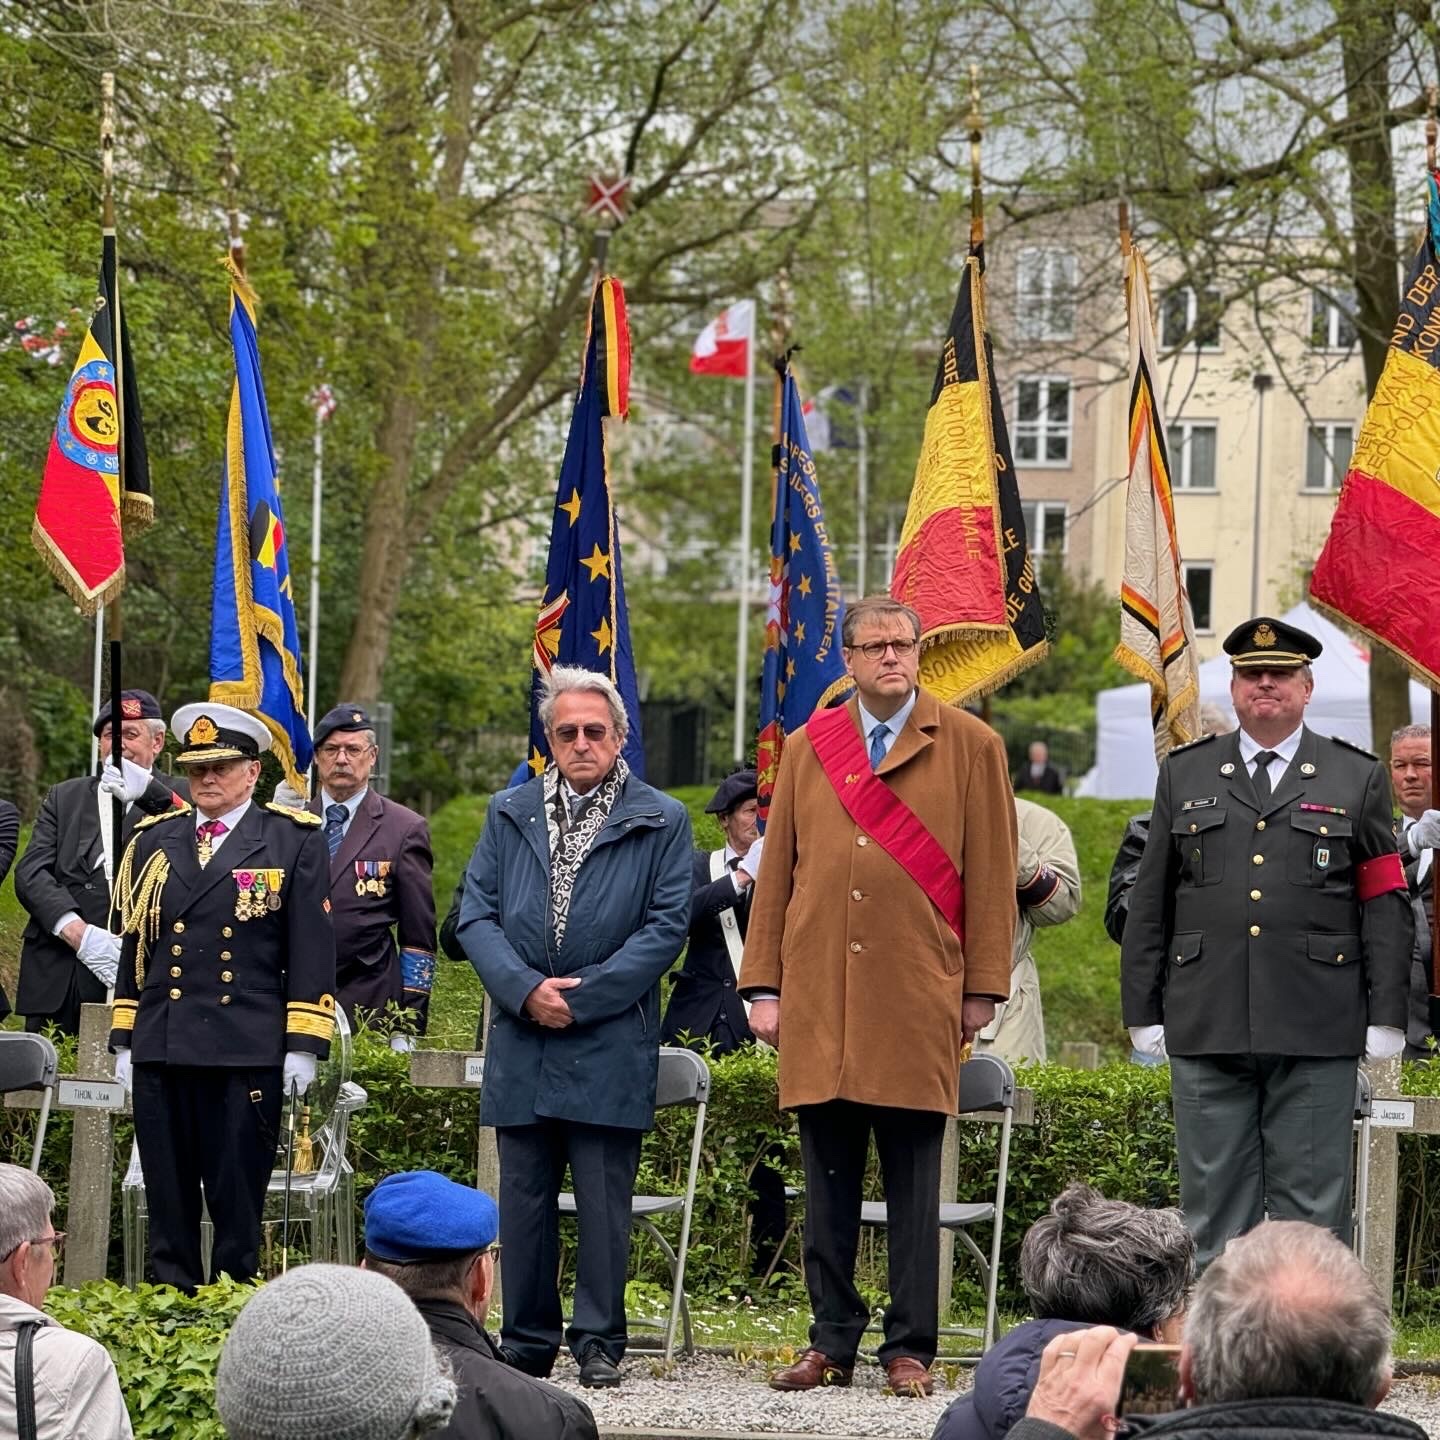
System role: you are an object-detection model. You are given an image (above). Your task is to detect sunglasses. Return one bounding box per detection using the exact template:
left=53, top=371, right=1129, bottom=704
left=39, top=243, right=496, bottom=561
left=552, top=724, right=611, bottom=744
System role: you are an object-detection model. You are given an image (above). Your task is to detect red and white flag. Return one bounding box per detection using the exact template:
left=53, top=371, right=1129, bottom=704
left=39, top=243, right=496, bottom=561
left=690, top=299, right=754, bottom=378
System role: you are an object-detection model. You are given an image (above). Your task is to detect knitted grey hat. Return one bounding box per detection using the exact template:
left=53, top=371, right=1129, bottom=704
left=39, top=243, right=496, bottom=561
left=216, top=1264, right=457, bottom=1439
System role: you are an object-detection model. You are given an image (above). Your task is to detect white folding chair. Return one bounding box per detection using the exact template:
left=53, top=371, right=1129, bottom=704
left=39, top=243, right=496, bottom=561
left=1353, top=1067, right=1372, bottom=1263
left=0, top=1033, right=59, bottom=1173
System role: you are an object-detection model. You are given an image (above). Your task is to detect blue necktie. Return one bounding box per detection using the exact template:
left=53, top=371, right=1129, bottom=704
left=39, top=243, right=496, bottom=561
left=325, top=803, right=348, bottom=860
left=869, top=723, right=889, bottom=772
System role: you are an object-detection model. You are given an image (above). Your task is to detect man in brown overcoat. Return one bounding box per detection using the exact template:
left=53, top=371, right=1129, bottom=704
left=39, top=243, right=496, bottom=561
left=740, top=596, right=1017, bottom=1398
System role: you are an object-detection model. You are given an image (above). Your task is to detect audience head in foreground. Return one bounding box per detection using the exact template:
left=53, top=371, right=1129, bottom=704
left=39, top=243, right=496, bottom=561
left=1014, top=1220, right=1417, bottom=1440
left=216, top=1263, right=456, bottom=1440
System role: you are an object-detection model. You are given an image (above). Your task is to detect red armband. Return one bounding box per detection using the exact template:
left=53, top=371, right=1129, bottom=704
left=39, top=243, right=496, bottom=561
left=1356, top=852, right=1407, bottom=902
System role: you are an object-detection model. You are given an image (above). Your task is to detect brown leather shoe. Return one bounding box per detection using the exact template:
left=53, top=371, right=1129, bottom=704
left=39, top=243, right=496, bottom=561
left=885, top=1356, right=935, bottom=1397
left=768, top=1348, right=854, bottom=1391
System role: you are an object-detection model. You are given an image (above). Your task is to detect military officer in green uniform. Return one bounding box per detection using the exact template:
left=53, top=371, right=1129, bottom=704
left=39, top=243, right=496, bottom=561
left=1121, top=616, right=1412, bottom=1263
left=109, top=702, right=336, bottom=1291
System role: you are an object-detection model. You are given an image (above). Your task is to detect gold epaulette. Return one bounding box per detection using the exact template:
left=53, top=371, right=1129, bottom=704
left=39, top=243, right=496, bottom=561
left=135, top=804, right=192, bottom=830
left=266, top=802, right=322, bottom=826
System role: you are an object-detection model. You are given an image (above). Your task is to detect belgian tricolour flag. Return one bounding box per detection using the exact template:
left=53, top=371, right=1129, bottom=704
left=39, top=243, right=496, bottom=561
left=1311, top=170, right=1440, bottom=684
left=32, top=233, right=151, bottom=612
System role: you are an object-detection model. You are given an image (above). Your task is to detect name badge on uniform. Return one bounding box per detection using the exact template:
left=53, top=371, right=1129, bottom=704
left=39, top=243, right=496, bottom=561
left=234, top=869, right=285, bottom=921
left=1181, top=797, right=1217, bottom=811
left=354, top=859, right=392, bottom=897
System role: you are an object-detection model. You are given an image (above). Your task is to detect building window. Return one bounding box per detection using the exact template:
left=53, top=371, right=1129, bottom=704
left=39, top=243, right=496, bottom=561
left=1311, top=291, right=1357, bottom=351
left=1305, top=422, right=1354, bottom=491
left=1160, top=286, right=1222, bottom=350
left=1016, top=248, right=1077, bottom=341
left=1184, top=562, right=1214, bottom=632
left=1166, top=420, right=1218, bottom=490
left=1021, top=501, right=1068, bottom=558
left=1014, top=377, right=1072, bottom=465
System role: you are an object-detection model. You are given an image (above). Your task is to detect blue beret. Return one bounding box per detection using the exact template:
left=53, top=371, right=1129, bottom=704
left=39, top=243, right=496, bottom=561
left=363, top=1170, right=498, bottom=1262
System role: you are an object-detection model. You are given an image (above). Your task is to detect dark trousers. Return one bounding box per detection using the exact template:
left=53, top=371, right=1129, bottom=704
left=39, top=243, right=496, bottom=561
left=1170, top=1054, right=1357, bottom=1266
left=132, top=1063, right=283, bottom=1292
left=797, top=1099, right=946, bottom=1367
left=497, top=1119, right=643, bottom=1374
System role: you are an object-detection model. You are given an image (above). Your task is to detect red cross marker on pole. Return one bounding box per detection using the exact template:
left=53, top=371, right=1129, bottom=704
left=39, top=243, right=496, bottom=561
left=585, top=173, right=631, bottom=225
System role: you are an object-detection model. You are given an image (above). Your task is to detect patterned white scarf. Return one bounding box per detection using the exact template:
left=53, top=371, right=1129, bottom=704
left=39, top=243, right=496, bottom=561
left=544, top=758, right=628, bottom=948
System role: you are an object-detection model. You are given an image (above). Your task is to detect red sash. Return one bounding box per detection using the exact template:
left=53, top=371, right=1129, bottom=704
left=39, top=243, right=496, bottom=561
left=807, top=704, right=965, bottom=942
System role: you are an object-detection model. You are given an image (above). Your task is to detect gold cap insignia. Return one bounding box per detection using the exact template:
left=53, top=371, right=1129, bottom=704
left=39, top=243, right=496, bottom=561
left=188, top=715, right=220, bottom=745
left=1253, top=623, right=1277, bottom=648
left=121, top=697, right=142, bottom=718
left=351, top=711, right=364, bottom=723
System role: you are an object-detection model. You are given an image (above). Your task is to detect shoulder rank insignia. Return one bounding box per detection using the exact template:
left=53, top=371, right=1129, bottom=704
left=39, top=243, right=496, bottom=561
left=266, top=801, right=322, bottom=826
left=1332, top=736, right=1378, bottom=761
left=134, top=804, right=192, bottom=829
left=1170, top=732, right=1217, bottom=754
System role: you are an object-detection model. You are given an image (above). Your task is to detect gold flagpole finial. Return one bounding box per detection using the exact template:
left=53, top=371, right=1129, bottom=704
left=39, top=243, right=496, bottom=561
left=222, top=145, right=246, bottom=277
left=100, top=72, right=116, bottom=229
left=967, top=65, right=984, bottom=248
left=1427, top=83, right=1437, bottom=173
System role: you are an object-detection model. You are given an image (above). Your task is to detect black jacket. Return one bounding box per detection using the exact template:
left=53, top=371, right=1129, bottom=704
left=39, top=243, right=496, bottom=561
left=418, top=1298, right=598, bottom=1440
left=14, top=772, right=186, bottom=1021
left=661, top=849, right=754, bottom=1052
left=1007, top=1394, right=1426, bottom=1440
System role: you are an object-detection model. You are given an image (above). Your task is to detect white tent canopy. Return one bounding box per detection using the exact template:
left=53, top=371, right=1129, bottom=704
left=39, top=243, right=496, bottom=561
left=1083, top=602, right=1433, bottom=800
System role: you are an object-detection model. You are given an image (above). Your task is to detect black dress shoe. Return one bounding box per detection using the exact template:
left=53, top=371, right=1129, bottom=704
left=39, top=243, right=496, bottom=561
left=577, top=1346, right=622, bottom=1388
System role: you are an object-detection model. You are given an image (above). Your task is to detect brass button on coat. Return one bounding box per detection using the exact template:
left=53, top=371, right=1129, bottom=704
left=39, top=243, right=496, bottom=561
left=221, top=970, right=234, bottom=983
left=1252, top=854, right=1264, bottom=865
left=857, top=835, right=869, bottom=847
left=169, top=966, right=182, bottom=978
left=171, top=943, right=183, bottom=956
left=220, top=994, right=232, bottom=1005
left=1250, top=889, right=1262, bottom=900
left=169, top=987, right=182, bottom=1000
left=222, top=926, right=234, bottom=938
left=1249, top=925, right=1260, bottom=937
left=1256, top=820, right=1266, bottom=831
left=220, top=951, right=232, bottom=961
left=851, top=889, right=864, bottom=901
left=849, top=941, right=863, bottom=953
left=172, top=921, right=185, bottom=933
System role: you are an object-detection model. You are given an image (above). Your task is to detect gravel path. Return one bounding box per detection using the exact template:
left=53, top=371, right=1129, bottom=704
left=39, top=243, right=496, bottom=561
left=544, top=1353, right=1440, bottom=1437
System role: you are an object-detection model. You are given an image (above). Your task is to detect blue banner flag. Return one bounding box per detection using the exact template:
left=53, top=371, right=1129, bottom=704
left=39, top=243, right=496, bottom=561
left=756, top=362, right=853, bottom=825
left=527, top=277, right=644, bottom=777
left=209, top=267, right=312, bottom=790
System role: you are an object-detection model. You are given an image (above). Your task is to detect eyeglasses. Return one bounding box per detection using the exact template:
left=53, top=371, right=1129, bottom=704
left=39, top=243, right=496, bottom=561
left=849, top=638, right=918, bottom=660
left=318, top=743, right=374, bottom=760
left=2, top=1232, right=65, bottom=1263
left=551, top=724, right=611, bottom=744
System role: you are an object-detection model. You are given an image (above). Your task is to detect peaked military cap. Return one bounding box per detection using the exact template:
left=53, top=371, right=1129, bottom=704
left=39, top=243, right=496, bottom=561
left=314, top=702, right=375, bottom=749
left=171, top=702, right=272, bottom=765
left=363, top=1170, right=499, bottom=1262
left=1223, top=616, right=1323, bottom=670
left=93, top=689, right=163, bottom=737
left=705, top=768, right=758, bottom=815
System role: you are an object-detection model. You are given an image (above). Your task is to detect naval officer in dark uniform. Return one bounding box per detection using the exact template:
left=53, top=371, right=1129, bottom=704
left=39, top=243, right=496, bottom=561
left=110, top=702, right=336, bottom=1291
left=1122, top=617, right=1412, bottom=1263
left=660, top=770, right=785, bottom=1275
left=282, top=703, right=437, bottom=1045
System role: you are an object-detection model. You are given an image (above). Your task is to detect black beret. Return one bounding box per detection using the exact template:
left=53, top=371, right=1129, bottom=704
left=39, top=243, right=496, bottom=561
left=705, top=768, right=758, bottom=815
left=93, top=690, right=163, bottom=737
left=314, top=703, right=375, bottom=748
left=1222, top=617, right=1323, bottom=670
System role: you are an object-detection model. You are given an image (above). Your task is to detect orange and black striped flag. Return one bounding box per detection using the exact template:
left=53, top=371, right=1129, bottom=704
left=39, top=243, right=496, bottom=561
left=1115, top=243, right=1201, bottom=758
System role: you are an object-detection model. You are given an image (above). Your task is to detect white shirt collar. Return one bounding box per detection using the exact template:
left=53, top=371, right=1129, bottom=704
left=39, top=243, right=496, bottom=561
left=1237, top=724, right=1304, bottom=767
left=857, top=689, right=918, bottom=742
left=320, top=786, right=367, bottom=819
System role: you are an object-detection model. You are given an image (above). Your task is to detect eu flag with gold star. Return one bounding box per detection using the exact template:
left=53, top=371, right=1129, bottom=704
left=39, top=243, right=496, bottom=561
left=527, top=276, right=644, bottom=777
left=756, top=359, right=853, bottom=825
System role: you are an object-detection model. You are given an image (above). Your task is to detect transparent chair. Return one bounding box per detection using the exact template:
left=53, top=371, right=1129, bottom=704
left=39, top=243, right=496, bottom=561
left=122, top=1005, right=367, bottom=1286
left=0, top=1033, right=58, bottom=1172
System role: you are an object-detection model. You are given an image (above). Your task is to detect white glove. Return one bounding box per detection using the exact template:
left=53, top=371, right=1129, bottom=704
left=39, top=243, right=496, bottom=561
left=1364, top=1025, right=1406, bottom=1062
left=99, top=756, right=151, bottom=802
left=76, top=925, right=121, bottom=988
left=273, top=779, right=308, bottom=809
left=1129, top=1024, right=1168, bottom=1060
left=283, top=1051, right=318, bottom=1096
left=112, top=1048, right=131, bottom=1092
left=738, top=835, right=764, bottom=881
left=389, top=1033, right=417, bottom=1053
left=1410, top=810, right=1440, bottom=854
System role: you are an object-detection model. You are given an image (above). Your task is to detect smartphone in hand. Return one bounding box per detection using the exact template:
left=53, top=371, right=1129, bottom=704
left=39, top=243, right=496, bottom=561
left=1117, top=1342, right=1183, bottom=1416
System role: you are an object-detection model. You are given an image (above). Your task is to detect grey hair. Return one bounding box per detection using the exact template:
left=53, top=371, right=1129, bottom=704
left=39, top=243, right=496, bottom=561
left=364, top=1249, right=487, bottom=1303
left=1186, top=1220, right=1391, bottom=1407
left=539, top=666, right=628, bottom=744
left=1391, top=724, right=1430, bottom=748
left=1019, top=1183, right=1194, bottom=1335
left=0, top=1164, right=54, bottom=1262
left=146, top=718, right=167, bottom=741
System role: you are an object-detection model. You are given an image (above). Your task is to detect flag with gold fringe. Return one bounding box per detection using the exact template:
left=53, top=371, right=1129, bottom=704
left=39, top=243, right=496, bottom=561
left=890, top=244, right=1048, bottom=703
left=526, top=275, right=644, bottom=777
left=208, top=262, right=312, bottom=791
left=1115, top=243, right=1201, bottom=758
left=33, top=233, right=152, bottom=612
left=1310, top=169, right=1440, bottom=685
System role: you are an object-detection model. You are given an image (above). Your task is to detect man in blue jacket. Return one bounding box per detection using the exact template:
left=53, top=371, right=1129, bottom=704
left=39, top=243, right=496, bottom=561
left=457, top=666, right=691, bottom=1390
